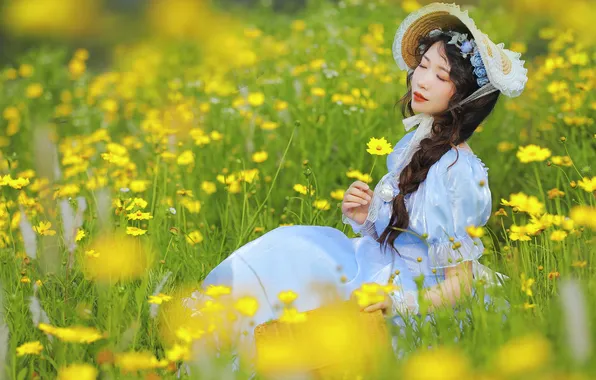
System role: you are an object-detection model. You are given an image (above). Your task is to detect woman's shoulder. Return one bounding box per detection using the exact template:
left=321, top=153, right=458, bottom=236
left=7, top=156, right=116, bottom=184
left=433, top=147, right=490, bottom=187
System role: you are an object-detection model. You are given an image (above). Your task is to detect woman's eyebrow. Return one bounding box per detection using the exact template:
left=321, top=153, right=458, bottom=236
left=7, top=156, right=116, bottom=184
left=422, top=55, right=450, bottom=73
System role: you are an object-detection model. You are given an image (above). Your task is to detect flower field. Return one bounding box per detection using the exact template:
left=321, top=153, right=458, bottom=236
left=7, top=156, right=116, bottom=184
left=0, top=0, right=594, bottom=378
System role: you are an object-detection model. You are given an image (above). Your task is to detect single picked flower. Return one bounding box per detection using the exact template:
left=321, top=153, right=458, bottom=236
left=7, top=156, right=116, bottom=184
left=366, top=137, right=393, bottom=156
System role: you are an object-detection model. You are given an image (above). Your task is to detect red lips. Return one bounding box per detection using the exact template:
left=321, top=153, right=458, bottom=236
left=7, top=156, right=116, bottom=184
left=413, top=91, right=428, bottom=102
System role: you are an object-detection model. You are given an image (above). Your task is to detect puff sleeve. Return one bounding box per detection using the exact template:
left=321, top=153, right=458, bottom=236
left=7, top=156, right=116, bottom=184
left=422, top=150, right=492, bottom=269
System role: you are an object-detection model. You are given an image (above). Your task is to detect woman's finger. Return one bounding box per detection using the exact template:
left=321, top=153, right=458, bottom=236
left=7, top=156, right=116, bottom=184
left=346, top=188, right=372, bottom=202
left=363, top=302, right=386, bottom=313
left=342, top=202, right=363, bottom=210
left=350, top=181, right=370, bottom=192
left=344, top=194, right=368, bottom=205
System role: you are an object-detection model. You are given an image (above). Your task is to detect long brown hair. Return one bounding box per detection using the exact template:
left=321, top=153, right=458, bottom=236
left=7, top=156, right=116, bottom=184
left=377, top=29, right=500, bottom=252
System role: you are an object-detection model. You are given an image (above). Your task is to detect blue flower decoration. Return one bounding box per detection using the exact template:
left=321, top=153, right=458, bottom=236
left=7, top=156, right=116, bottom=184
left=461, top=41, right=474, bottom=54
left=470, top=51, right=489, bottom=87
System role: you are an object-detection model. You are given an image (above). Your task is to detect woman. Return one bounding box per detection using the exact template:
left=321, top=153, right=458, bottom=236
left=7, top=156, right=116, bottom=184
left=183, top=1, right=527, bottom=367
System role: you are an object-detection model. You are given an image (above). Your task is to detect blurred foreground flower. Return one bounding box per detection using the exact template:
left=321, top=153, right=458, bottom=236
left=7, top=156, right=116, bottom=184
left=570, top=206, right=596, bottom=230
left=16, top=341, right=43, bottom=356
left=115, top=351, right=168, bottom=372
left=83, top=233, right=154, bottom=284
left=39, top=323, right=103, bottom=343
left=57, top=363, right=98, bottom=380
left=404, top=347, right=470, bottom=380
left=494, top=334, right=551, bottom=376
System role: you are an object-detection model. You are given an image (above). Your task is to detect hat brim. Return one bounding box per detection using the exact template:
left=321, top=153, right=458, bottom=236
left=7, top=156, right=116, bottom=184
left=393, top=3, right=527, bottom=97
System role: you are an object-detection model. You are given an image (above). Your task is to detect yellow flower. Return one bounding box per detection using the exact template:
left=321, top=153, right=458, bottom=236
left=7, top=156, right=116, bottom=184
left=58, top=363, right=98, bottom=380
left=84, top=233, right=154, bottom=283
left=578, top=176, right=596, bottom=193
left=401, top=0, right=422, bottom=13
left=126, top=227, right=147, bottom=236
left=166, top=344, right=190, bottom=362
left=550, top=155, right=572, bottom=167
left=293, top=184, right=314, bottom=195
left=494, top=335, right=550, bottom=376
left=260, top=121, right=279, bottom=130
left=352, top=283, right=387, bottom=308
left=404, top=347, right=470, bottom=380
left=274, top=99, right=288, bottom=111
left=125, top=198, right=148, bottom=211
left=33, top=221, right=56, bottom=236
left=366, top=137, right=393, bottom=155
left=114, top=351, right=168, bottom=372
left=279, top=307, right=307, bottom=323
left=201, top=181, right=217, bottom=195
left=547, top=188, right=565, bottom=199
left=185, top=230, right=203, bottom=245
left=85, top=249, right=99, bottom=258
left=129, top=180, right=150, bottom=193
left=313, top=199, right=331, bottom=211
left=68, top=59, right=86, bottom=79
left=38, top=323, right=103, bottom=343
left=126, top=211, right=153, bottom=221
left=330, top=189, right=345, bottom=201
left=516, top=144, right=552, bottom=163
left=523, top=302, right=536, bottom=310
left=148, top=293, right=173, bottom=305
left=75, top=229, right=86, bottom=242
left=571, top=260, right=587, bottom=268
left=26, top=83, right=43, bottom=99
left=204, top=285, right=231, bottom=298
left=520, top=273, right=535, bottom=297
left=177, top=150, right=195, bottom=166
left=465, top=225, right=484, bottom=238
left=235, top=296, right=259, bottom=317
left=252, top=151, right=268, bottom=163
left=497, top=141, right=515, bottom=152
left=570, top=205, right=596, bottom=230
left=311, top=87, right=326, bottom=97
left=247, top=92, right=265, bottom=107
left=19, top=64, right=34, bottom=77
left=550, top=230, right=567, bottom=241
left=181, top=199, right=201, bottom=214
left=16, top=341, right=43, bottom=356
left=291, top=20, right=306, bottom=32
left=278, top=290, right=298, bottom=304
left=501, top=192, right=545, bottom=216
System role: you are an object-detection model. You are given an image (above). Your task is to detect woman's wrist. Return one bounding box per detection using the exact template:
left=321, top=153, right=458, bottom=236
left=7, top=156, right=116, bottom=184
left=388, top=289, right=419, bottom=316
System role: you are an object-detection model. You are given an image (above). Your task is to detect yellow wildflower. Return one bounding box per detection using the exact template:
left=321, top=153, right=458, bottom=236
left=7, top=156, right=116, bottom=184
left=501, top=192, right=545, bottom=216
left=279, top=307, right=307, bottom=324
left=520, top=273, right=535, bottom=297
left=16, top=341, right=43, bottom=356
left=126, top=211, right=153, bottom=221
left=497, top=141, right=514, bottom=152
left=114, top=351, right=168, bottom=372
left=352, top=283, right=387, bottom=308
left=33, top=221, right=56, bottom=236
left=181, top=199, right=201, bottom=214
left=201, top=181, right=217, bottom=195
left=204, top=285, right=231, bottom=298
left=260, top=121, right=279, bottom=130
left=330, top=189, right=345, bottom=201
left=38, top=323, right=103, bottom=343
left=125, top=198, right=148, bottom=211
left=166, top=344, right=190, bottom=362
left=57, top=363, right=98, bottom=380
left=293, top=184, right=314, bottom=195
left=252, top=151, right=268, bottom=163
left=278, top=290, right=298, bottom=304
left=465, top=225, right=484, bottom=238
left=516, top=144, right=551, bottom=163
left=247, top=92, right=265, bottom=107
left=126, top=227, right=147, bottom=236
left=274, top=99, right=288, bottom=111
left=291, top=20, right=306, bottom=32
left=494, top=335, right=550, bottom=376
left=366, top=137, right=393, bottom=155
left=148, top=293, right=173, bottom=305
left=129, top=180, right=150, bottom=193
left=26, top=83, right=43, bottom=99
left=550, top=230, right=567, bottom=242
left=75, top=229, right=86, bottom=242
left=185, top=230, right=203, bottom=245
left=571, top=260, right=587, bottom=268
left=550, top=155, right=572, bottom=166
left=570, top=205, right=596, bottom=230
left=235, top=296, right=259, bottom=317
left=177, top=150, right=195, bottom=166
left=547, top=188, right=565, bottom=199
left=85, top=249, right=99, bottom=258
left=18, top=64, right=34, bottom=77
left=578, top=176, right=596, bottom=193
left=404, top=347, right=470, bottom=380
left=313, top=199, right=331, bottom=211
left=311, top=87, right=326, bottom=97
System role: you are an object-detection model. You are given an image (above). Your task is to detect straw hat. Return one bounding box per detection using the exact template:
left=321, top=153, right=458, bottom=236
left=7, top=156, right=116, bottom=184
left=392, top=2, right=528, bottom=98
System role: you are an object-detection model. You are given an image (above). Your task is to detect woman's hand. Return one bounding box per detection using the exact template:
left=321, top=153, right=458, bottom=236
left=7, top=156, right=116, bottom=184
left=341, top=181, right=374, bottom=225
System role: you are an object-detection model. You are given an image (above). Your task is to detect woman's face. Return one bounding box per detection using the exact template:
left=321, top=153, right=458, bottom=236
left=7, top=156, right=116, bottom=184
left=411, top=41, right=456, bottom=115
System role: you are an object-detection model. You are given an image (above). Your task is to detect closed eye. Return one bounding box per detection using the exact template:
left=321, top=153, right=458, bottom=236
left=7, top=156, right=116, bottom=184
left=419, top=64, right=448, bottom=82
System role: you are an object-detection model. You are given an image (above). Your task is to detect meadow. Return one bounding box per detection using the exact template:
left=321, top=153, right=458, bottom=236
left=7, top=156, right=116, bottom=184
left=0, top=0, right=594, bottom=378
